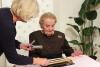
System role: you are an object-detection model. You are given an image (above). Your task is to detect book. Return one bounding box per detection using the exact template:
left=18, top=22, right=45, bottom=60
left=47, top=57, right=74, bottom=67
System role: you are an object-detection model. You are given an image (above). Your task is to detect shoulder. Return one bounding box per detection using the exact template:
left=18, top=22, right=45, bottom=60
left=55, top=31, right=65, bottom=35
left=55, top=31, right=65, bottom=39
left=0, top=8, right=12, bottom=20
left=0, top=8, right=10, bottom=15
left=30, top=30, right=41, bottom=36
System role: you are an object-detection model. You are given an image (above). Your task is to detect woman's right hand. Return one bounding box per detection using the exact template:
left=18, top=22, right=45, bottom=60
left=33, top=57, right=49, bottom=66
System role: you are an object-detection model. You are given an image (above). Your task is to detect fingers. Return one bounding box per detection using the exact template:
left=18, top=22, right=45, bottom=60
left=33, top=58, right=49, bottom=66
left=71, top=50, right=83, bottom=57
left=20, top=43, right=33, bottom=51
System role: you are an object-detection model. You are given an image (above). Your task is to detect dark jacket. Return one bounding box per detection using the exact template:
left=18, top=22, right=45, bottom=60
left=0, top=8, right=33, bottom=65
left=29, top=30, right=74, bottom=59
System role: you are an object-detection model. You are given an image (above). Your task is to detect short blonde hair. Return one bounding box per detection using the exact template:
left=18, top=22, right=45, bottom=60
left=11, top=0, right=39, bottom=21
left=39, top=12, right=57, bottom=27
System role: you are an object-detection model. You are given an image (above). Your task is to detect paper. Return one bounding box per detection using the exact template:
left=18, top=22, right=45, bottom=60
left=65, top=55, right=100, bottom=67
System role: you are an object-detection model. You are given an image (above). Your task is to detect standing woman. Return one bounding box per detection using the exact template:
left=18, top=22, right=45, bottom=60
left=0, top=0, right=48, bottom=66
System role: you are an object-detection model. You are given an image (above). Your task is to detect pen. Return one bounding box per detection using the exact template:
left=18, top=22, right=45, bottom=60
left=30, top=40, right=43, bottom=49
left=30, top=40, right=35, bottom=45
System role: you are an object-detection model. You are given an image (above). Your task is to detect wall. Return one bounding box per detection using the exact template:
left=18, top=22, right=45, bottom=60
left=0, top=0, right=2, bottom=7
left=53, top=0, right=84, bottom=33
left=94, top=8, right=100, bottom=62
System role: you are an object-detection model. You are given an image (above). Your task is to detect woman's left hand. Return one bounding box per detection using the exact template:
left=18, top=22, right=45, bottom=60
left=20, top=43, right=33, bottom=51
left=71, top=50, right=83, bottom=57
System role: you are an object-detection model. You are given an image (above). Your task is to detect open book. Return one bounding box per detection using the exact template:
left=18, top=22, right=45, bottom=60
left=48, top=57, right=74, bottom=67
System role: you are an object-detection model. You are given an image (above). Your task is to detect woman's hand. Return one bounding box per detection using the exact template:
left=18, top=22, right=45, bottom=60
left=33, top=58, right=49, bottom=66
left=71, top=50, right=83, bottom=57
left=20, top=43, right=33, bottom=51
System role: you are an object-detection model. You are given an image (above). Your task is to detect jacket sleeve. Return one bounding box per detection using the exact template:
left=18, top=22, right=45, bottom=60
left=62, top=35, right=74, bottom=56
left=0, top=23, right=33, bottom=65
left=29, top=32, right=39, bottom=57
left=15, top=40, right=21, bottom=49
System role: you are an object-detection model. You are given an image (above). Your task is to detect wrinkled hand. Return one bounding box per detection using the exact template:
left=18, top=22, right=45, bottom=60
left=33, top=58, right=49, bottom=66
left=20, top=43, right=33, bottom=51
left=71, top=50, right=83, bottom=57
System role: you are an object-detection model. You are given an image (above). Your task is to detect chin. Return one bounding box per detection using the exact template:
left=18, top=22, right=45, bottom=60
left=47, top=35, right=52, bottom=37
left=47, top=33, right=54, bottom=37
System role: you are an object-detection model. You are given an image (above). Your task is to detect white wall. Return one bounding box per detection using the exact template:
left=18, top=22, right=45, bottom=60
left=94, top=9, right=100, bottom=62
left=0, top=54, right=6, bottom=67
left=53, top=0, right=84, bottom=32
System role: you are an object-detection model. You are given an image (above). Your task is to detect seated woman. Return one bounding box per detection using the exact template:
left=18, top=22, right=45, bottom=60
left=29, top=12, right=75, bottom=59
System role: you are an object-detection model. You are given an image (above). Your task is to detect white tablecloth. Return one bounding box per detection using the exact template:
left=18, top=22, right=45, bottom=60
left=15, top=55, right=100, bottom=67
left=65, top=55, right=100, bottom=67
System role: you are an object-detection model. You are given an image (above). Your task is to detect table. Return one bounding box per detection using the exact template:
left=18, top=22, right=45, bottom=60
left=15, top=55, right=100, bottom=67
left=65, top=55, right=100, bottom=67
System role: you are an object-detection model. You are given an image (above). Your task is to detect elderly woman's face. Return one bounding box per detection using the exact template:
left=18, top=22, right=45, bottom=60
left=42, top=18, right=56, bottom=36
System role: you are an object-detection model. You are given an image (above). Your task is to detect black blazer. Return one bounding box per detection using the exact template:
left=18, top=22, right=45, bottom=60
left=29, top=30, right=74, bottom=59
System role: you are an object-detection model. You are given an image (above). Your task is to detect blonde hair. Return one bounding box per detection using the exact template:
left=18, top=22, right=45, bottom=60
left=11, top=0, right=39, bottom=21
left=39, top=12, right=57, bottom=27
